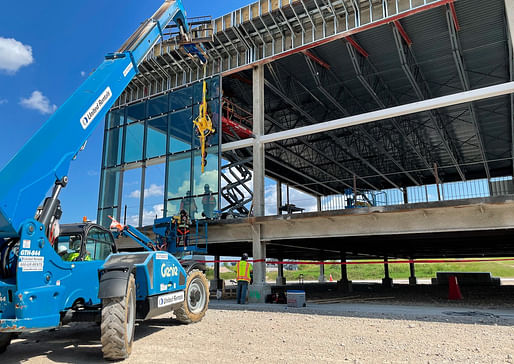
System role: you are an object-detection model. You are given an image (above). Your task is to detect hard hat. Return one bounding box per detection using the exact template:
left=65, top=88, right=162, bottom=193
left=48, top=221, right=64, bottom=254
left=242, top=253, right=249, bottom=260
left=58, top=245, right=67, bottom=254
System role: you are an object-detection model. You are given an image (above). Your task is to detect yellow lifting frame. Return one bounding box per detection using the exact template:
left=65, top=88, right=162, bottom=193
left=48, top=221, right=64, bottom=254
left=193, top=65, right=215, bottom=173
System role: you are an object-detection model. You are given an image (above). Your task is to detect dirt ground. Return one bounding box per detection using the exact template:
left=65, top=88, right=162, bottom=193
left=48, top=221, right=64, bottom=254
left=2, top=300, right=514, bottom=364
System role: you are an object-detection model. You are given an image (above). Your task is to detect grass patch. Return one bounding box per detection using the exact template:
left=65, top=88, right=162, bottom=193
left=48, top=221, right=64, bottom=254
left=205, top=260, right=514, bottom=281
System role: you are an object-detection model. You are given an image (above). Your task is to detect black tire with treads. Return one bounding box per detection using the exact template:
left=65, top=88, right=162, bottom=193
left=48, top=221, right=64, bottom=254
left=0, top=333, right=12, bottom=354
left=101, top=273, right=136, bottom=360
left=174, top=270, right=209, bottom=324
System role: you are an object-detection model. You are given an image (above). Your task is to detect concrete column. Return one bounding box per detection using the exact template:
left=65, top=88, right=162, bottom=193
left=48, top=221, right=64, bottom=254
left=277, top=181, right=282, bottom=215
left=382, top=257, right=393, bottom=287
left=276, top=259, right=286, bottom=285
left=318, top=262, right=325, bottom=282
left=409, top=260, right=417, bottom=285
left=248, top=65, right=270, bottom=302
left=403, top=188, right=408, bottom=204
left=317, top=196, right=322, bottom=212
left=252, top=65, right=265, bottom=217
left=338, top=252, right=353, bottom=292
left=506, top=0, right=514, bottom=46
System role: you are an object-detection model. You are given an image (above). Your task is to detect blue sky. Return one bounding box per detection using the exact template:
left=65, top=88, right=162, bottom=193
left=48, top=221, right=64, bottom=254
left=0, top=0, right=253, bottom=224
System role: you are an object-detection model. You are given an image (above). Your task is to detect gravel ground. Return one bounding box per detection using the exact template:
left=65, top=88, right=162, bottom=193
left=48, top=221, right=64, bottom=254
left=2, top=301, right=514, bottom=364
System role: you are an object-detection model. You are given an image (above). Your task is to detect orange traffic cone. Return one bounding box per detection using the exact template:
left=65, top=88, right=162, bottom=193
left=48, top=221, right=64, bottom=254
left=329, top=274, right=333, bottom=282
left=448, top=275, right=463, bottom=300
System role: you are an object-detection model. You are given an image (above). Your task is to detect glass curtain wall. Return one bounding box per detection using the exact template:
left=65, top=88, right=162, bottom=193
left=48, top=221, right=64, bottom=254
left=98, top=76, right=221, bottom=227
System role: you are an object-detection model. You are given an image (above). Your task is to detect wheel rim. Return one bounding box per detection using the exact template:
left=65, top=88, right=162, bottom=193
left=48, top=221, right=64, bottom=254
left=127, top=291, right=135, bottom=342
left=188, top=277, right=206, bottom=314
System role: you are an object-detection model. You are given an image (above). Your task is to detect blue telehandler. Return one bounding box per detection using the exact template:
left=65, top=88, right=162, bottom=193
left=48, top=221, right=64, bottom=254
left=0, top=1, right=211, bottom=359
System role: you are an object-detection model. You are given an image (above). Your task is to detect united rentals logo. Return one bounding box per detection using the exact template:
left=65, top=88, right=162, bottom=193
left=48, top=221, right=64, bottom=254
left=80, top=87, right=112, bottom=129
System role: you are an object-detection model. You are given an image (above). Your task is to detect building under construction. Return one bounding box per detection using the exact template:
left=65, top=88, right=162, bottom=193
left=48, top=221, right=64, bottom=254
left=98, top=0, right=514, bottom=299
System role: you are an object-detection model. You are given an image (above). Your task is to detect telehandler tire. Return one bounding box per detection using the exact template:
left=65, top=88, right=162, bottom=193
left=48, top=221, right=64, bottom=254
left=0, top=333, right=12, bottom=353
left=101, top=273, right=136, bottom=360
left=174, top=269, right=209, bottom=324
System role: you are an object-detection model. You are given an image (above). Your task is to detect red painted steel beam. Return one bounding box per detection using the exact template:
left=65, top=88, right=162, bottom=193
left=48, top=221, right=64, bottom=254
left=449, top=2, right=460, bottom=31
left=222, top=0, right=455, bottom=76
left=346, top=36, right=369, bottom=57
left=302, top=50, right=331, bottom=69
left=393, top=20, right=413, bottom=46
left=222, top=116, right=253, bottom=139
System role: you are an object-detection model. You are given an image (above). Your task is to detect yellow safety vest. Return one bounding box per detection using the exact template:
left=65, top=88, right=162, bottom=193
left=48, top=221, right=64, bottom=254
left=236, top=261, right=252, bottom=282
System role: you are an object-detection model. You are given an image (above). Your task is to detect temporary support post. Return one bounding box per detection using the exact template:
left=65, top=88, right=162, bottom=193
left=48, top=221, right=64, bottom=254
left=317, top=196, right=322, bottom=212
left=276, top=258, right=286, bottom=285
left=318, top=261, right=325, bottom=282
left=403, top=188, right=408, bottom=204
left=211, top=255, right=223, bottom=290
left=338, top=251, right=353, bottom=292
left=409, top=260, right=417, bottom=285
left=249, top=65, right=270, bottom=302
left=382, top=257, right=393, bottom=288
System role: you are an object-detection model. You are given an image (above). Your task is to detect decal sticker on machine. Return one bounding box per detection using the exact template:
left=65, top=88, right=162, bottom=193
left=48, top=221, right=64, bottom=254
left=19, top=256, right=44, bottom=272
left=156, top=253, right=168, bottom=260
left=123, top=62, right=133, bottom=77
left=160, top=283, right=167, bottom=292
left=22, top=239, right=30, bottom=249
left=157, top=291, right=184, bottom=308
left=20, top=249, right=41, bottom=256
left=161, top=263, right=178, bottom=278
left=80, top=87, right=112, bottom=130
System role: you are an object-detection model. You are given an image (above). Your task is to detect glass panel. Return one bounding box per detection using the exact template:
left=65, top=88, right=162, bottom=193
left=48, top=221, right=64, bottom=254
left=146, top=116, right=167, bottom=159
left=209, top=76, right=221, bottom=99
left=167, top=152, right=191, bottom=200
left=121, top=168, right=141, bottom=226
left=169, top=108, right=192, bottom=154
left=98, top=207, right=117, bottom=228
left=103, top=127, right=123, bottom=167
left=86, top=227, right=114, bottom=260
left=169, top=86, right=192, bottom=111
left=99, top=167, right=120, bottom=208
left=142, top=164, right=165, bottom=226
left=107, top=109, right=125, bottom=129
left=166, top=198, right=182, bottom=218
left=124, top=122, right=144, bottom=163
left=126, top=101, right=146, bottom=123
left=192, top=147, right=219, bottom=196
left=148, top=94, right=169, bottom=117
left=198, top=193, right=218, bottom=219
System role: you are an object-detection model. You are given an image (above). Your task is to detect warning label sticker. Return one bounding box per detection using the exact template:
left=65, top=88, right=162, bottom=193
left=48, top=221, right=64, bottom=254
left=156, top=253, right=168, bottom=260
left=19, top=256, right=44, bottom=272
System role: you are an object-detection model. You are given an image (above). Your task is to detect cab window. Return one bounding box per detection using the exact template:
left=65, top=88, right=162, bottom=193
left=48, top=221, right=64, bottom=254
left=85, top=227, right=114, bottom=261
left=56, top=234, right=82, bottom=260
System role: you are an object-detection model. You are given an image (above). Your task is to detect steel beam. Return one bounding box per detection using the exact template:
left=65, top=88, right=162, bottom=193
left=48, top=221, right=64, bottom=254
left=446, top=7, right=491, bottom=181
left=392, top=23, right=467, bottom=181
left=222, top=82, right=514, bottom=150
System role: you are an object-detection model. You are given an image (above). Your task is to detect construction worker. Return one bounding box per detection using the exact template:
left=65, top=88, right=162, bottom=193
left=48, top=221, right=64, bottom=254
left=176, top=209, right=190, bottom=247
left=235, top=253, right=252, bottom=304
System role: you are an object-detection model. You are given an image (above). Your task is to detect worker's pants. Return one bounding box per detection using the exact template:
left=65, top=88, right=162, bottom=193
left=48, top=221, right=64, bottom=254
left=236, top=280, right=249, bottom=304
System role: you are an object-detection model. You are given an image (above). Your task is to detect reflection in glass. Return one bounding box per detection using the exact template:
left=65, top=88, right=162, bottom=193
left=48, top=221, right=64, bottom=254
left=169, top=108, right=192, bottom=154
left=179, top=190, right=198, bottom=220
left=167, top=152, right=191, bottom=200
left=124, top=122, right=144, bottom=163
left=200, top=185, right=217, bottom=218
left=148, top=94, right=169, bottom=117
left=143, top=164, right=165, bottom=225
left=126, top=102, right=146, bottom=123
left=192, top=147, right=219, bottom=196
left=169, top=86, right=192, bottom=111
left=107, top=109, right=125, bottom=129
left=103, top=128, right=123, bottom=167
left=99, top=167, right=120, bottom=209
left=146, top=116, right=167, bottom=159
left=121, top=168, right=141, bottom=226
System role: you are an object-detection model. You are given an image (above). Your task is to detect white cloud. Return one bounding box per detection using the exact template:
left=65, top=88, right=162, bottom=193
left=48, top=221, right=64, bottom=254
left=20, top=90, right=57, bottom=114
left=80, top=71, right=86, bottom=77
left=126, top=203, right=164, bottom=226
left=0, top=37, right=33, bottom=73
left=130, top=184, right=164, bottom=199
left=0, top=98, right=7, bottom=105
